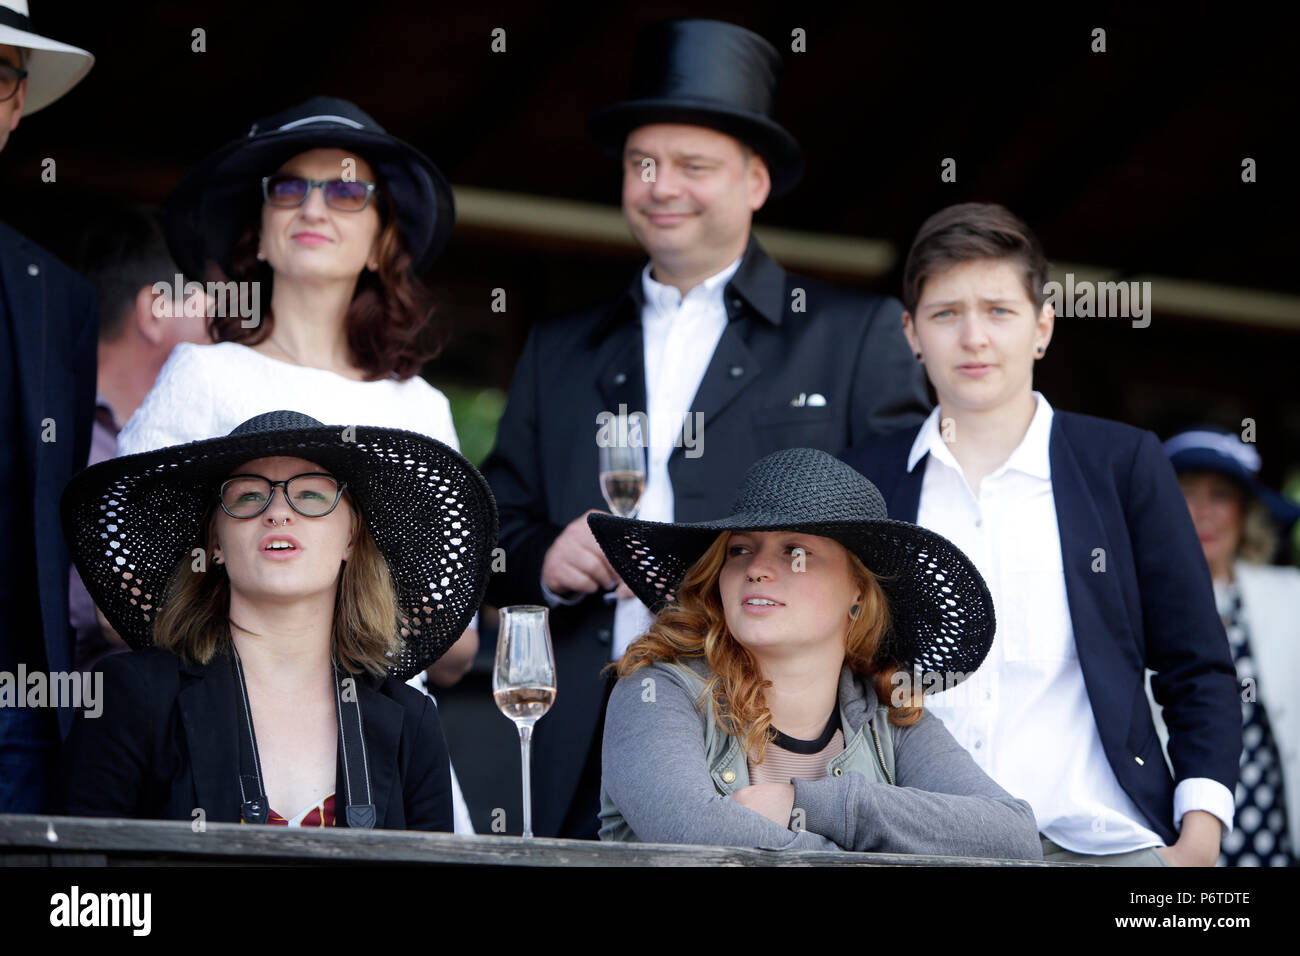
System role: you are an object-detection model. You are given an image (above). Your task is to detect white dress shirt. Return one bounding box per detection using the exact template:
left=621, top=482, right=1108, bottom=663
left=911, top=392, right=1234, bottom=854
left=539, top=257, right=742, bottom=657
left=610, top=256, right=741, bottom=660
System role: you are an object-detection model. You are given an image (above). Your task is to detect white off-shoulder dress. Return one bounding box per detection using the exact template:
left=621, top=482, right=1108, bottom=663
left=117, top=340, right=478, bottom=834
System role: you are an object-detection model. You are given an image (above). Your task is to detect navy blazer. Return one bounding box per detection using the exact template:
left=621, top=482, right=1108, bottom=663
left=0, top=220, right=97, bottom=737
left=839, top=410, right=1241, bottom=845
left=53, top=648, right=455, bottom=831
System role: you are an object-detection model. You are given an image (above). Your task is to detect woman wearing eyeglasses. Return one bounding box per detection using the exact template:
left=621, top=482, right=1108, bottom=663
left=112, top=97, right=480, bottom=828
left=55, top=411, right=498, bottom=830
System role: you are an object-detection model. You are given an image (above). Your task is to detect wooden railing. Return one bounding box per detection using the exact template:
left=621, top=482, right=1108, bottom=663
left=0, top=815, right=1081, bottom=865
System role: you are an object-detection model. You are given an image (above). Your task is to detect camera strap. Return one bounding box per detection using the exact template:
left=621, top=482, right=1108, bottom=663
left=232, top=650, right=376, bottom=828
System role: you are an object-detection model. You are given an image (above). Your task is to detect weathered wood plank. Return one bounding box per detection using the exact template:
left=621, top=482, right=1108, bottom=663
left=0, top=815, right=1085, bottom=866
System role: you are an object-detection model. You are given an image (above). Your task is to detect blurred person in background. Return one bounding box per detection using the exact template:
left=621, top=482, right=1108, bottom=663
left=68, top=206, right=212, bottom=671
left=0, top=0, right=95, bottom=813
left=1153, top=427, right=1300, bottom=866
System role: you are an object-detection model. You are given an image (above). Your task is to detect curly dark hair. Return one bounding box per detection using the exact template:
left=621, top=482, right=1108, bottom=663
left=213, top=174, right=447, bottom=381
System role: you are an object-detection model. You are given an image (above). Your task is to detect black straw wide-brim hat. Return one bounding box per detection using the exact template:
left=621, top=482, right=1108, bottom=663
left=163, top=96, right=455, bottom=280
left=588, top=19, right=805, bottom=197
left=60, top=411, right=498, bottom=681
left=588, top=447, right=996, bottom=687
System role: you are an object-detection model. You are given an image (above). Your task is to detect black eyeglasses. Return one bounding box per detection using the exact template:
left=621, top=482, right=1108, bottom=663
left=261, top=174, right=377, bottom=212
left=218, top=473, right=347, bottom=519
left=0, top=64, right=28, bottom=104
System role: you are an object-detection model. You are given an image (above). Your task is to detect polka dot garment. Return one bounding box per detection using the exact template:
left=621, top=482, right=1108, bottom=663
left=1217, top=585, right=1294, bottom=867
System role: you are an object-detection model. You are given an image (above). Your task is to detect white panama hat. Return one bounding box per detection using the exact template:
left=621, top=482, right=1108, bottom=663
left=0, top=1, right=93, bottom=114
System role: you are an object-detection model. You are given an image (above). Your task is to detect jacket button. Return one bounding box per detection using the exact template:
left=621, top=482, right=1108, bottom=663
left=833, top=767, right=843, bottom=776
left=728, top=365, right=744, bottom=378
left=613, top=372, right=627, bottom=386
left=721, top=770, right=736, bottom=784
left=596, top=627, right=611, bottom=644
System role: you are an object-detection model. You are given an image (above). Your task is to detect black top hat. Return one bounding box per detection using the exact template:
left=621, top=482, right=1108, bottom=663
left=588, top=19, right=805, bottom=197
left=60, top=410, right=498, bottom=681
left=163, top=96, right=455, bottom=279
left=588, top=448, right=996, bottom=688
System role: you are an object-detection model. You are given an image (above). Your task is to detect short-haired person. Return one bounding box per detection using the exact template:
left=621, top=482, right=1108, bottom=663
left=588, top=448, right=1041, bottom=858
left=1152, top=427, right=1300, bottom=866
left=55, top=411, right=498, bottom=829
left=68, top=206, right=213, bottom=671
left=840, top=203, right=1241, bottom=865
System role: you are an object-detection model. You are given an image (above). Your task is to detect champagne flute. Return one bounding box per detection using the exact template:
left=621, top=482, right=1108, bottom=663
left=492, top=605, right=557, bottom=838
left=599, top=410, right=647, bottom=518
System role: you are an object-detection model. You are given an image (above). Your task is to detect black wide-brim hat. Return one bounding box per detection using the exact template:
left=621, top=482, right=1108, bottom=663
left=588, top=19, right=805, bottom=197
left=61, top=411, right=498, bottom=681
left=163, top=96, right=455, bottom=280
left=588, top=448, right=996, bottom=688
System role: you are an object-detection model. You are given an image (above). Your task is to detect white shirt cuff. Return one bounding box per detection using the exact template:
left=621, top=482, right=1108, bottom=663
left=539, top=577, right=585, bottom=608
left=1173, top=778, right=1236, bottom=834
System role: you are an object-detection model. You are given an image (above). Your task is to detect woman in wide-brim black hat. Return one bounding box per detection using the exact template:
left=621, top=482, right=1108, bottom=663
left=587, top=447, right=1043, bottom=859
left=54, top=410, right=498, bottom=831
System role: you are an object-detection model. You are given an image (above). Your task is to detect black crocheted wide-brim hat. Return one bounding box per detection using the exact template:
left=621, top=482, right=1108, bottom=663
left=60, top=411, right=498, bottom=681
left=588, top=447, right=996, bottom=687
left=163, top=96, right=455, bottom=280
left=588, top=19, right=804, bottom=197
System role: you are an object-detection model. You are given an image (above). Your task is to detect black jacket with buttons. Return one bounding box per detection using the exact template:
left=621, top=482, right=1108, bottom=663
left=480, top=234, right=929, bottom=837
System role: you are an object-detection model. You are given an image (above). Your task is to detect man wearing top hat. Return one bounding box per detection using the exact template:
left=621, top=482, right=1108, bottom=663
left=481, top=19, right=929, bottom=838
left=0, top=0, right=96, bottom=812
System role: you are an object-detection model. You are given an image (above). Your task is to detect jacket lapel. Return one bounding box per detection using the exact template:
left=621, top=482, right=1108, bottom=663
left=679, top=325, right=760, bottom=448
left=176, top=654, right=243, bottom=822
left=668, top=235, right=784, bottom=464
left=593, top=310, right=648, bottom=427
left=1, top=236, right=46, bottom=493
left=890, top=454, right=925, bottom=522
left=1050, top=419, right=1136, bottom=718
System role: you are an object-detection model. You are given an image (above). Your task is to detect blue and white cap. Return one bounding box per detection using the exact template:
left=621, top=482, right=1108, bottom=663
left=1164, top=426, right=1300, bottom=529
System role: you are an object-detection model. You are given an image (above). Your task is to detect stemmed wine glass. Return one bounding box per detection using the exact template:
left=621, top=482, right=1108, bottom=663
left=492, top=605, right=557, bottom=839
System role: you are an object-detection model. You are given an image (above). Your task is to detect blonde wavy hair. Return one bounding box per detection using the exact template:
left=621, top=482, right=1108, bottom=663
left=153, top=490, right=401, bottom=675
left=613, top=531, right=922, bottom=765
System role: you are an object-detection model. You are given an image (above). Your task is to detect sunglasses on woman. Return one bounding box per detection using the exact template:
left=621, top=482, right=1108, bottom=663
left=261, top=174, right=378, bottom=212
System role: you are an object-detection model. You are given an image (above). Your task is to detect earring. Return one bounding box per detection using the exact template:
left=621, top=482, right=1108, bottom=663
left=256, top=250, right=266, bottom=261
left=368, top=261, right=379, bottom=272
left=914, top=353, right=923, bottom=362
left=1035, top=346, right=1045, bottom=356
left=850, top=604, right=860, bottom=617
